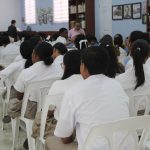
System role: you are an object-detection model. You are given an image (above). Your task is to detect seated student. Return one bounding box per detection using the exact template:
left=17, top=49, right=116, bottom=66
left=14, top=35, right=42, bottom=62
left=116, top=39, right=150, bottom=90
left=68, top=21, right=85, bottom=42
left=52, top=42, right=68, bottom=76
left=100, top=40, right=124, bottom=78
left=114, top=34, right=127, bottom=66
left=32, top=50, right=83, bottom=139
left=0, top=41, right=34, bottom=81
left=0, top=35, right=20, bottom=66
left=55, top=28, right=68, bottom=45
left=10, top=42, right=62, bottom=119
left=74, top=34, right=87, bottom=50
left=125, top=31, right=145, bottom=70
left=45, top=46, right=131, bottom=150
left=86, top=34, right=99, bottom=47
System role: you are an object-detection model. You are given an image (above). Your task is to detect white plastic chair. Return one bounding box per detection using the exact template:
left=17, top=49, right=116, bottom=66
left=11, top=77, right=59, bottom=150
left=125, top=85, right=150, bottom=116
left=38, top=94, right=63, bottom=147
left=79, top=40, right=88, bottom=50
left=0, top=71, right=20, bottom=130
left=83, top=115, right=150, bottom=150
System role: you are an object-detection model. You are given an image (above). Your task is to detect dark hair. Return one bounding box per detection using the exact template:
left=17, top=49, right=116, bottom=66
left=11, top=20, right=16, bottom=24
left=142, top=32, right=150, bottom=44
left=81, top=46, right=109, bottom=75
left=53, top=42, right=68, bottom=55
left=50, top=32, right=59, bottom=42
left=30, top=35, right=42, bottom=48
left=100, top=42, right=120, bottom=78
left=86, top=34, right=98, bottom=46
left=34, top=42, right=53, bottom=66
left=62, top=50, right=81, bottom=80
left=74, top=34, right=87, bottom=50
left=129, top=31, right=144, bottom=44
left=20, top=41, right=34, bottom=68
left=2, top=36, right=10, bottom=46
left=100, top=35, right=113, bottom=46
left=59, top=28, right=68, bottom=34
left=131, top=39, right=150, bottom=89
left=0, top=36, right=3, bottom=46
left=114, top=34, right=124, bottom=48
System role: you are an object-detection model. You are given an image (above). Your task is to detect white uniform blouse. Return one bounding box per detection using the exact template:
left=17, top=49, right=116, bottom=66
left=48, top=74, right=83, bottom=120
left=55, top=74, right=132, bottom=150
left=14, top=61, right=63, bottom=102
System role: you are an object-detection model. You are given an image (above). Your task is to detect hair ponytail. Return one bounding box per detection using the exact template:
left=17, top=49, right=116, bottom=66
left=44, top=57, right=53, bottom=66
left=34, top=42, right=53, bottom=66
left=131, top=39, right=150, bottom=89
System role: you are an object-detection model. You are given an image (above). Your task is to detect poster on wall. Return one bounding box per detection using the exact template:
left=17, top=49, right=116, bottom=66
left=123, top=4, right=132, bottom=19
left=112, top=5, right=123, bottom=20
left=132, top=3, right=142, bottom=19
left=37, top=7, right=53, bottom=25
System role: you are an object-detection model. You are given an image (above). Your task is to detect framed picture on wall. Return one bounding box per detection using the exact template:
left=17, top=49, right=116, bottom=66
left=142, top=14, right=147, bottom=24
left=112, top=5, right=123, bottom=20
left=123, top=4, right=132, bottom=19
left=132, top=3, right=142, bottom=19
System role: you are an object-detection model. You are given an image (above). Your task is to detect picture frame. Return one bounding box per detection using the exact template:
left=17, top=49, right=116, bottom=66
left=142, top=14, right=147, bottom=24
left=112, top=5, right=123, bottom=20
left=123, top=4, right=132, bottom=19
left=132, top=3, right=142, bottom=19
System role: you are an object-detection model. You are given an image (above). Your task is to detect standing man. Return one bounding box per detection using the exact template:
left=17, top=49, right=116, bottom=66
left=8, top=20, right=17, bottom=42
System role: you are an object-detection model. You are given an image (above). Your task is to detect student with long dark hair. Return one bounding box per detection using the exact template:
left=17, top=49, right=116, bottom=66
left=100, top=38, right=124, bottom=78
left=32, top=50, right=82, bottom=141
left=125, top=31, right=145, bottom=70
left=116, top=39, right=150, bottom=90
left=114, top=34, right=127, bottom=65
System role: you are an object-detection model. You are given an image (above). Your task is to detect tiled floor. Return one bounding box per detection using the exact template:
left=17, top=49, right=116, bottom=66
left=0, top=103, right=26, bottom=150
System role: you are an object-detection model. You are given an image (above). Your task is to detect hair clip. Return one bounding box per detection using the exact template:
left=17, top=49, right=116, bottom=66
left=137, top=47, right=141, bottom=51
left=106, top=44, right=109, bottom=47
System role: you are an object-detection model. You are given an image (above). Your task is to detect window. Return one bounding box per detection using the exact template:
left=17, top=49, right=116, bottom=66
left=24, top=0, right=36, bottom=24
left=54, top=0, right=69, bottom=23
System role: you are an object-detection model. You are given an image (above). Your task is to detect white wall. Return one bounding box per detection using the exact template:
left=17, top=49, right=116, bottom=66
left=0, top=0, right=21, bottom=31
left=95, top=0, right=112, bottom=40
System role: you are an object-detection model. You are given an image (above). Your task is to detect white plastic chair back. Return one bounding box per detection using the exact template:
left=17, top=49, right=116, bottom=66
left=11, top=77, right=59, bottom=150
left=79, top=40, right=88, bottom=50
left=21, top=77, right=60, bottom=118
left=83, top=116, right=150, bottom=150
left=39, top=94, right=63, bottom=144
left=125, top=85, right=150, bottom=116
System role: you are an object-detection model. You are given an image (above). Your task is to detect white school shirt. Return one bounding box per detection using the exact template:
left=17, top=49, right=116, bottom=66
left=116, top=64, right=150, bottom=90
left=55, top=74, right=131, bottom=150
left=48, top=74, right=83, bottom=120
left=118, top=47, right=127, bottom=66
left=125, top=58, right=133, bottom=71
left=0, top=59, right=26, bottom=79
left=14, top=61, right=62, bottom=102
left=14, top=54, right=23, bottom=62
left=53, top=55, right=64, bottom=77
left=55, top=36, right=67, bottom=45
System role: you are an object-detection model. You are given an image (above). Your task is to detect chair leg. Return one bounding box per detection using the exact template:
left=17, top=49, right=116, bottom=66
left=11, top=118, right=20, bottom=150
left=26, top=122, right=36, bottom=150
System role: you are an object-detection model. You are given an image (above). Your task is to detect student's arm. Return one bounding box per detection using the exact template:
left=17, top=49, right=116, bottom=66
left=61, top=133, right=75, bottom=144
left=54, top=92, right=76, bottom=144
left=14, top=71, right=26, bottom=100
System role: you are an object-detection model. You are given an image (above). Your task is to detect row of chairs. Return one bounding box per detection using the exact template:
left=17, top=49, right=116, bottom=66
left=1, top=75, right=150, bottom=150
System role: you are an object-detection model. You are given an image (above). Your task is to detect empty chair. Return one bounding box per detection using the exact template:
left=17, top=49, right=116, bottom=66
left=83, top=116, right=150, bottom=150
